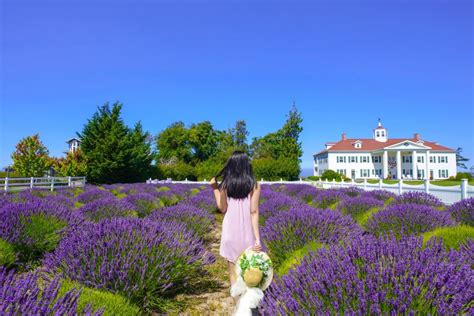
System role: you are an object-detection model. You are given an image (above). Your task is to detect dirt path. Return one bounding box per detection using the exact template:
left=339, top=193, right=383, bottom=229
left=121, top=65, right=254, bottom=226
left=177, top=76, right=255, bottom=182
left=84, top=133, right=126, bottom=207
left=177, top=213, right=235, bottom=315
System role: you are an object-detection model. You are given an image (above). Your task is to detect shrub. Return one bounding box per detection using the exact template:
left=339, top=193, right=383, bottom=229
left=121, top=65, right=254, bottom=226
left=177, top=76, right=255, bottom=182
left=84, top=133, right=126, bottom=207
left=157, top=161, right=196, bottom=181
left=252, top=157, right=300, bottom=181
left=422, top=225, right=474, bottom=250
left=362, top=189, right=396, bottom=202
left=259, top=191, right=305, bottom=221
left=262, top=208, right=362, bottom=267
left=43, top=217, right=214, bottom=311
left=76, top=188, right=115, bottom=204
left=366, top=203, right=454, bottom=238
left=0, top=238, right=16, bottom=267
left=282, top=184, right=319, bottom=204
left=58, top=278, right=140, bottom=316
left=79, top=198, right=137, bottom=222
left=337, top=196, right=384, bottom=224
left=307, top=175, right=320, bottom=181
left=455, top=172, right=472, bottom=181
left=122, top=193, right=161, bottom=217
left=311, top=189, right=344, bottom=209
left=149, top=204, right=214, bottom=240
left=0, top=200, right=84, bottom=266
left=261, top=235, right=473, bottom=314
left=182, top=188, right=217, bottom=213
left=0, top=267, right=102, bottom=315
left=449, top=198, right=474, bottom=226
left=320, top=169, right=342, bottom=181
left=393, top=191, right=443, bottom=208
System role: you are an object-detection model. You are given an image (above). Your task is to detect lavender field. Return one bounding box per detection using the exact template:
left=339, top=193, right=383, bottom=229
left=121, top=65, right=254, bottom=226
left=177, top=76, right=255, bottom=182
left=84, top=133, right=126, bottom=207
left=0, top=183, right=473, bottom=315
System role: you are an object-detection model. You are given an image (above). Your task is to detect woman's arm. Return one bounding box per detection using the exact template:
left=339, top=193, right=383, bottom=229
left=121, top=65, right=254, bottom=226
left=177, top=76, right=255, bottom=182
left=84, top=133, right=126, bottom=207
left=210, top=177, right=227, bottom=213
left=250, top=182, right=262, bottom=251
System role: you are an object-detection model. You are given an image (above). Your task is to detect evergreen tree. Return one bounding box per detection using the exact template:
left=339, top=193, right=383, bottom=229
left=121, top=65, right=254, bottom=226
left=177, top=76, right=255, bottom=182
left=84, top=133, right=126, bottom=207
left=11, top=134, right=50, bottom=177
left=78, top=102, right=153, bottom=184
left=456, top=147, right=469, bottom=169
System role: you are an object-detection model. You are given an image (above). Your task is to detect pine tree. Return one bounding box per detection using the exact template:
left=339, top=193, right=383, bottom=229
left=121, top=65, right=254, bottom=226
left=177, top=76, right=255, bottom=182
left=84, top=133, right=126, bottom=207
left=78, top=102, right=153, bottom=183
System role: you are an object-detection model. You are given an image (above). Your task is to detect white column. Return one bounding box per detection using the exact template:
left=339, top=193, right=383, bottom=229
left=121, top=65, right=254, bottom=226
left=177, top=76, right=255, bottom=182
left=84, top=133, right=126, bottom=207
left=412, top=150, right=417, bottom=179
left=425, top=150, right=430, bottom=180
left=382, top=150, right=388, bottom=179
left=396, top=151, right=402, bottom=180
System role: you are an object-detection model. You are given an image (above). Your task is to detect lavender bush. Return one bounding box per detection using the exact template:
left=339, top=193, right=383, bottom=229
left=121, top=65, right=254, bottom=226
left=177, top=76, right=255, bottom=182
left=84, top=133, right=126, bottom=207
left=366, top=203, right=454, bottom=237
left=311, top=189, right=344, bottom=209
left=262, top=207, right=362, bottom=267
left=449, top=198, right=474, bottom=226
left=393, top=191, right=443, bottom=208
left=122, top=193, right=161, bottom=217
left=182, top=188, right=217, bottom=213
left=76, top=189, right=115, bottom=204
left=0, top=267, right=102, bottom=315
left=339, top=186, right=364, bottom=197
left=282, top=184, right=319, bottom=204
left=149, top=204, right=214, bottom=240
left=362, top=189, right=396, bottom=202
left=337, top=195, right=384, bottom=224
left=78, top=198, right=137, bottom=222
left=43, top=217, right=214, bottom=311
left=260, top=235, right=473, bottom=314
left=0, top=200, right=84, bottom=266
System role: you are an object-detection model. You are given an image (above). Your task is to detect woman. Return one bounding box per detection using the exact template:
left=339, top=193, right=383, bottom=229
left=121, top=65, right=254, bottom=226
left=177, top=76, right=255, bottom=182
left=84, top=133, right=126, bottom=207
left=210, top=151, right=261, bottom=289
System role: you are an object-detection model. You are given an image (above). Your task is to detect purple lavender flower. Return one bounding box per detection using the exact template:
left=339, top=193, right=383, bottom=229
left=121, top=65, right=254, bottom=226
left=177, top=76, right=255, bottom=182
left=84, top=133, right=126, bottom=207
left=76, top=188, right=115, bottom=204
left=393, top=191, right=443, bottom=207
left=260, top=235, right=473, bottom=314
left=43, top=217, right=214, bottom=310
left=122, top=193, right=161, bottom=217
left=262, top=207, right=362, bottom=266
left=78, top=197, right=137, bottom=222
left=182, top=188, right=217, bottom=213
left=282, top=184, right=320, bottom=204
left=149, top=203, right=215, bottom=240
left=0, top=267, right=103, bottom=315
left=449, top=198, right=474, bottom=226
left=362, top=189, right=396, bottom=202
left=337, top=195, right=384, bottom=223
left=311, top=189, right=344, bottom=209
left=366, top=203, right=454, bottom=237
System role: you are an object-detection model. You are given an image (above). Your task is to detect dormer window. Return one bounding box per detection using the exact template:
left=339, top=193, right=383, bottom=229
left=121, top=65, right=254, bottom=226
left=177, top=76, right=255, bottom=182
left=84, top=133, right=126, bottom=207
left=381, top=131, right=385, bottom=137
left=376, top=131, right=380, bottom=137
left=353, top=140, right=362, bottom=149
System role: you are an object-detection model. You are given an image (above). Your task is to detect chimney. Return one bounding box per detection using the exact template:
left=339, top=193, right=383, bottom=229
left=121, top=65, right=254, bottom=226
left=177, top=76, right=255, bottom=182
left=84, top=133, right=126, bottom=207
left=414, top=133, right=420, bottom=141
left=342, top=133, right=347, bottom=141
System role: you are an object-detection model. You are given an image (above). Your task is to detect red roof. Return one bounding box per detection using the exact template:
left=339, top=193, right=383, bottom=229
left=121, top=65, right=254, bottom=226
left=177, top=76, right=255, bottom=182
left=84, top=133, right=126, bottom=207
left=315, top=138, right=454, bottom=156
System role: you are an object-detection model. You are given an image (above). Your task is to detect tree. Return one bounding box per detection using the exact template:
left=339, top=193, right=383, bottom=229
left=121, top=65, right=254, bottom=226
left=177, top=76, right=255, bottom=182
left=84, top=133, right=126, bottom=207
left=11, top=134, right=50, bottom=177
left=455, top=147, right=469, bottom=169
left=280, top=104, right=303, bottom=160
left=229, top=120, right=249, bottom=152
left=54, top=149, right=87, bottom=177
left=188, top=121, right=220, bottom=162
left=78, top=102, right=153, bottom=184
left=155, top=122, right=192, bottom=164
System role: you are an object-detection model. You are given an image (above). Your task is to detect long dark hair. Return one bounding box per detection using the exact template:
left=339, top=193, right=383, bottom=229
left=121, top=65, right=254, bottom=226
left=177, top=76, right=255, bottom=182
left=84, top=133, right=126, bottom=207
left=216, top=151, right=256, bottom=199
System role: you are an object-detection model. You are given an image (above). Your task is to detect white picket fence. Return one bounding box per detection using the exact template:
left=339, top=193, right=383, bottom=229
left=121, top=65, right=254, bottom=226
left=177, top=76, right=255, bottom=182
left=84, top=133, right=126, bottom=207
left=147, top=178, right=474, bottom=205
left=1, top=176, right=87, bottom=192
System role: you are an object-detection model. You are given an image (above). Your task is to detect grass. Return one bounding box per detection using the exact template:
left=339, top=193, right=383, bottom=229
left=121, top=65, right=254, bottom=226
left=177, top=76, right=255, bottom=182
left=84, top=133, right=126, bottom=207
left=277, top=241, right=324, bottom=276
left=422, top=225, right=474, bottom=250
left=0, top=238, right=16, bottom=267
left=57, top=278, right=141, bottom=315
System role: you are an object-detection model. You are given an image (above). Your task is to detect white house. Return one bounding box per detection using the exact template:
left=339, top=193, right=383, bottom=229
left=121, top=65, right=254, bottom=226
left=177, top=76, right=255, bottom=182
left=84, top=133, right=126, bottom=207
left=313, top=120, right=456, bottom=180
left=65, top=137, right=81, bottom=154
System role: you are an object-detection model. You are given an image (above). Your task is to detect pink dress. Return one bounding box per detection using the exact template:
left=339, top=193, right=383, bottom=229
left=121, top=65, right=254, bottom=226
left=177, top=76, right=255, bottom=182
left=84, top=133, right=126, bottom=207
left=220, top=195, right=256, bottom=263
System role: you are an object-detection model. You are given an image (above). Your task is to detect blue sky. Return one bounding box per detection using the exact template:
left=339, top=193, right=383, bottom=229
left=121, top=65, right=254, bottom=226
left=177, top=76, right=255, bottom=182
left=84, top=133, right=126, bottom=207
left=1, top=0, right=473, bottom=174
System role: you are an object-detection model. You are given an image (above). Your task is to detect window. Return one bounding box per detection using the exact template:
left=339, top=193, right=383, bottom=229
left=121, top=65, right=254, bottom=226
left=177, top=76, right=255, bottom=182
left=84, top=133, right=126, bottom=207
left=381, top=131, right=385, bottom=137
left=350, top=156, right=357, bottom=163
left=439, top=169, right=448, bottom=178
left=360, top=169, right=370, bottom=177
left=355, top=143, right=361, bottom=149
left=402, top=156, right=412, bottom=163
left=337, top=156, right=346, bottom=163
left=337, top=169, right=346, bottom=175
left=438, top=156, right=448, bottom=163
left=361, top=156, right=369, bottom=163
left=376, top=131, right=380, bottom=137
left=429, top=156, right=435, bottom=163
left=417, top=156, right=424, bottom=163
left=417, top=169, right=425, bottom=179
left=375, top=169, right=382, bottom=176
left=372, top=156, right=381, bottom=163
